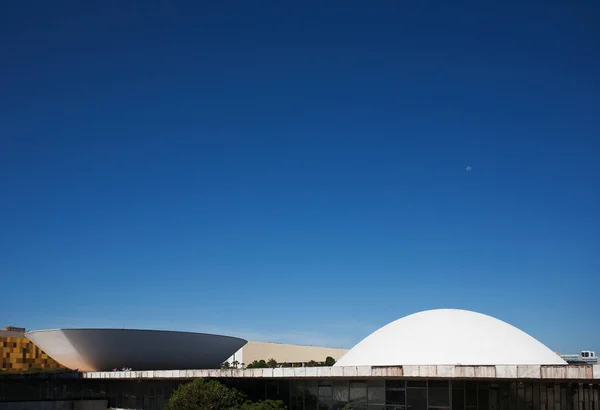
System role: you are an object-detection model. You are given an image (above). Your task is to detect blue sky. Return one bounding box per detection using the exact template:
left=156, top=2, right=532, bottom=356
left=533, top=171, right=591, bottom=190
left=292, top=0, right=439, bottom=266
left=1, top=1, right=598, bottom=353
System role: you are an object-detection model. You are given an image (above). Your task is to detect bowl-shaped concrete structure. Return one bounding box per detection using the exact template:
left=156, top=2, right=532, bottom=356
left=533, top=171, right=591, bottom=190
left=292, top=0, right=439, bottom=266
left=26, top=329, right=247, bottom=372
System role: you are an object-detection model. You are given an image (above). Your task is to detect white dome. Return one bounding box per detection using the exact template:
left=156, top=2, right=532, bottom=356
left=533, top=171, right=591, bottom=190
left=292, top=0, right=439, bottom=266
left=335, top=309, right=566, bottom=366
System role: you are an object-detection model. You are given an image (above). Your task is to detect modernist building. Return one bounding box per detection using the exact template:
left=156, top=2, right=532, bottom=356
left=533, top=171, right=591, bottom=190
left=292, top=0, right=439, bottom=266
left=1, top=309, right=598, bottom=410
left=0, top=326, right=63, bottom=371
left=26, top=329, right=247, bottom=372
left=227, top=341, right=348, bottom=367
left=334, top=309, right=567, bottom=366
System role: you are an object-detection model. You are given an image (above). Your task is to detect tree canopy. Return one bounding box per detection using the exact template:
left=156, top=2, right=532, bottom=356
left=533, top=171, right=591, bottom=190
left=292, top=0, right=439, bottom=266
left=164, top=378, right=245, bottom=410
left=238, top=400, right=287, bottom=410
left=164, top=378, right=286, bottom=410
left=245, top=356, right=336, bottom=369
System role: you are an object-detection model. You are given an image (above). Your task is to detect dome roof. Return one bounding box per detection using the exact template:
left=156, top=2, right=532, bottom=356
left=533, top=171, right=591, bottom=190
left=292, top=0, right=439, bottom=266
left=335, top=309, right=566, bottom=366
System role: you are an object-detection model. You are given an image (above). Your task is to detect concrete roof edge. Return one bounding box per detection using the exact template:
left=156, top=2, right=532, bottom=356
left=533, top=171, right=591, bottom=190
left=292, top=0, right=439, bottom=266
left=81, top=364, right=600, bottom=381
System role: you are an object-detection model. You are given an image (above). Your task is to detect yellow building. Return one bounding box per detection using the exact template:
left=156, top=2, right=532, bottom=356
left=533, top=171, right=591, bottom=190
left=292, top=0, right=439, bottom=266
left=226, top=341, right=348, bottom=368
left=0, top=326, right=63, bottom=371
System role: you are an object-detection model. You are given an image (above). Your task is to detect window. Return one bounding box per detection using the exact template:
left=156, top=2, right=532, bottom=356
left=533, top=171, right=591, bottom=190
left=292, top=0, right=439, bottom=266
left=466, top=383, right=478, bottom=410
left=478, top=386, right=489, bottom=410
left=291, top=381, right=304, bottom=410
left=387, top=390, right=406, bottom=406
left=368, top=381, right=385, bottom=406
left=453, top=382, right=465, bottom=410
left=388, top=381, right=406, bottom=390
left=333, top=380, right=349, bottom=407
left=319, top=380, right=333, bottom=410
left=386, top=380, right=406, bottom=406
left=428, top=381, right=450, bottom=408
left=305, top=381, right=319, bottom=410
left=349, top=381, right=367, bottom=406
left=407, top=386, right=427, bottom=410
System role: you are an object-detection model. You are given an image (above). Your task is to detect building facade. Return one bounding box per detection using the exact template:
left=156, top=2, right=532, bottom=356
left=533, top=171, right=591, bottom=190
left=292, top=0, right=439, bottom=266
left=1, top=366, right=599, bottom=410
left=227, top=341, right=348, bottom=367
left=0, top=327, right=63, bottom=372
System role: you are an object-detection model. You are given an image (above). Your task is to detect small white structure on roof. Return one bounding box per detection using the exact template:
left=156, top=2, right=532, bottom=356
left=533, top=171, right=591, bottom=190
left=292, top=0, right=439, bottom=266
left=335, top=309, right=567, bottom=366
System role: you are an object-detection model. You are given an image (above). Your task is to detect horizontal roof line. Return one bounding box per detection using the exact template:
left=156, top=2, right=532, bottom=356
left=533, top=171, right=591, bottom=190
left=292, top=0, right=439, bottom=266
left=82, top=364, right=600, bottom=381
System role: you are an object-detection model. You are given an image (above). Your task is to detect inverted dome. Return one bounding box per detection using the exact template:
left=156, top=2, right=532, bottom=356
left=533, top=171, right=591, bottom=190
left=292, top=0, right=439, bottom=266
left=335, top=309, right=566, bottom=366
left=26, top=329, right=247, bottom=372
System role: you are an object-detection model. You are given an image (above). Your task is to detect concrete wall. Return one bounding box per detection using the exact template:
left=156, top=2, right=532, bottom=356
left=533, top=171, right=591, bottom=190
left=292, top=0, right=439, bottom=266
left=226, top=341, right=348, bottom=366
left=0, top=400, right=107, bottom=410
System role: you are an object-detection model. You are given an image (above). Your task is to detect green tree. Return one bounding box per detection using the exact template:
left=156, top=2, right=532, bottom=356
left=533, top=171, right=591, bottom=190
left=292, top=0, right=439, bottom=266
left=324, top=356, right=336, bottom=366
left=164, top=378, right=245, bottom=410
left=267, top=358, right=278, bottom=368
left=237, top=399, right=287, bottom=409
left=247, top=359, right=269, bottom=369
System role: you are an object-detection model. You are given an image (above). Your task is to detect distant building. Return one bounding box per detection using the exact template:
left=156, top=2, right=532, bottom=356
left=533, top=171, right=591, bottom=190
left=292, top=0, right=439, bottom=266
left=0, top=326, right=64, bottom=371
left=1, top=326, right=26, bottom=332
left=560, top=350, right=598, bottom=364
left=226, top=341, right=348, bottom=367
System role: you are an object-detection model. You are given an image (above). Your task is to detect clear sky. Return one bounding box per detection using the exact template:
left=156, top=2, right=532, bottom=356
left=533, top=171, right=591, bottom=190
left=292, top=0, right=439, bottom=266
left=1, top=1, right=598, bottom=353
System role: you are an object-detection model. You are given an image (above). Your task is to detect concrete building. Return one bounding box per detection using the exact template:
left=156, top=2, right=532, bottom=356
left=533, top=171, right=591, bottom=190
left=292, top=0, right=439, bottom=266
left=560, top=351, right=598, bottom=365
left=335, top=309, right=567, bottom=366
left=1, top=309, right=598, bottom=410
left=26, top=329, right=247, bottom=372
left=0, top=326, right=63, bottom=371
left=227, top=341, right=348, bottom=367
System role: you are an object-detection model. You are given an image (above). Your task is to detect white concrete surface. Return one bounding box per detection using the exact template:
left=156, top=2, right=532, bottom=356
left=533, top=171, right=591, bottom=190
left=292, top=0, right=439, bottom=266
left=82, top=364, right=600, bottom=380
left=335, top=309, right=567, bottom=366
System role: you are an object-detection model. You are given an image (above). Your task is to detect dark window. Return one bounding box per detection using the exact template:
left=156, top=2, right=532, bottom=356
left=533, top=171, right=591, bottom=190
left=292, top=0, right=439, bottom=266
left=479, top=387, right=490, bottom=410
left=291, top=381, right=304, bottom=410
left=386, top=380, right=406, bottom=406
left=428, top=381, right=450, bottom=407
left=387, top=390, right=406, bottom=405
left=304, top=380, right=318, bottom=410
left=466, top=383, right=478, bottom=408
left=388, top=381, right=406, bottom=390
left=453, top=382, right=465, bottom=410
left=407, top=387, right=427, bottom=410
